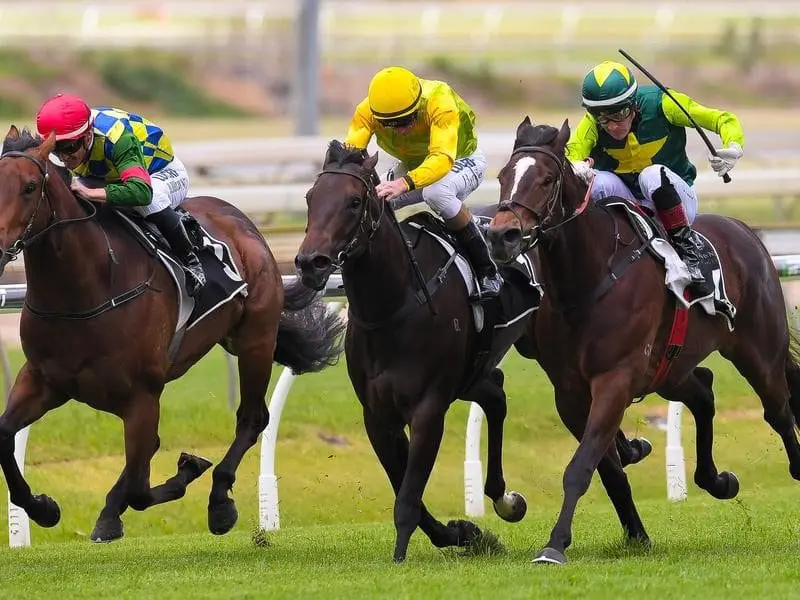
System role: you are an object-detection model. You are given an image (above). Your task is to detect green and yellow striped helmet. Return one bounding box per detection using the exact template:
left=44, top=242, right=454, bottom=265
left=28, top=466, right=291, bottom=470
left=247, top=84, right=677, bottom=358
left=581, top=61, right=638, bottom=113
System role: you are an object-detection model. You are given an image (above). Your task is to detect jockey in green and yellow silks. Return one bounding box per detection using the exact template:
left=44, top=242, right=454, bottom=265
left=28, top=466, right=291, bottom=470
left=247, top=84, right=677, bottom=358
left=344, top=66, right=502, bottom=301
left=36, top=94, right=206, bottom=296
left=566, top=60, right=745, bottom=293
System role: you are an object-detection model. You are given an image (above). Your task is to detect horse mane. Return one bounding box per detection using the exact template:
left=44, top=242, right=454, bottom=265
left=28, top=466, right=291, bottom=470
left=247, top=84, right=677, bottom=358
left=324, top=139, right=369, bottom=168
left=513, top=122, right=560, bottom=151
left=2, top=127, right=72, bottom=186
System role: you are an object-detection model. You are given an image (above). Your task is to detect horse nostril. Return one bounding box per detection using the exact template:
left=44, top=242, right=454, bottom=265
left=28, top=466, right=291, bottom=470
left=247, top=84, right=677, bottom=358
left=503, top=229, right=522, bottom=245
left=311, top=255, right=331, bottom=271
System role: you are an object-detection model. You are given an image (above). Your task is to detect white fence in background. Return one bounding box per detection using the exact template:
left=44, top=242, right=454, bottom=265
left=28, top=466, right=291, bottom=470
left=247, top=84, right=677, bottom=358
left=6, top=255, right=800, bottom=546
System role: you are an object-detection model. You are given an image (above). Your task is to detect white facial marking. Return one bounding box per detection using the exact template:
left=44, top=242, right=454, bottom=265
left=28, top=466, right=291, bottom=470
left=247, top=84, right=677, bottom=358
left=508, top=156, right=536, bottom=202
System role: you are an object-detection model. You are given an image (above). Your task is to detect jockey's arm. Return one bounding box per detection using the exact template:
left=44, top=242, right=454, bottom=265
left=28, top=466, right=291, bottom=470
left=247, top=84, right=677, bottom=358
left=565, top=114, right=599, bottom=162
left=343, top=98, right=374, bottom=150
left=661, top=90, right=745, bottom=149
left=104, top=132, right=153, bottom=207
left=404, top=104, right=459, bottom=190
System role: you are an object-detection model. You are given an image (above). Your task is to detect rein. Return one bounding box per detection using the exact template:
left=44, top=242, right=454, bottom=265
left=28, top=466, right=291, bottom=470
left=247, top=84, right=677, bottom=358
left=0, top=150, right=155, bottom=319
left=317, top=165, right=439, bottom=321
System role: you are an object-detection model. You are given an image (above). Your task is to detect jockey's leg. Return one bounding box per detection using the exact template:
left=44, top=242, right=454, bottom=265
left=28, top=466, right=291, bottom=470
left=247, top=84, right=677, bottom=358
left=141, top=158, right=206, bottom=296
left=588, top=171, right=639, bottom=203
left=423, top=150, right=502, bottom=301
left=644, top=166, right=709, bottom=293
left=145, top=207, right=207, bottom=296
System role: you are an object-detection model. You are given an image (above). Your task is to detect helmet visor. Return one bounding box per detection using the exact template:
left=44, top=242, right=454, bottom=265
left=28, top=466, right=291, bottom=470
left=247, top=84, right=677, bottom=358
left=590, top=106, right=634, bottom=126
left=377, top=113, right=417, bottom=129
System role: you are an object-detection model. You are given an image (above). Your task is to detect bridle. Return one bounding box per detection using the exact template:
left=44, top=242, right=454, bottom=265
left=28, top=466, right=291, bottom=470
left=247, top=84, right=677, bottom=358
left=497, top=145, right=591, bottom=253
left=315, top=165, right=384, bottom=268
left=0, top=150, right=96, bottom=262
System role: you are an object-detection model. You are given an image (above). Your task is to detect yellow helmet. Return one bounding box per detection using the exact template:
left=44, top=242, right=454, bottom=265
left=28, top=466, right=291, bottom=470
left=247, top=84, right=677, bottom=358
left=368, top=66, right=422, bottom=121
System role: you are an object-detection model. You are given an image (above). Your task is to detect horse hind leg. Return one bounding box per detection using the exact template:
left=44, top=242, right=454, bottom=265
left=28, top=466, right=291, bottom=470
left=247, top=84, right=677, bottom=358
left=208, top=337, right=273, bottom=535
left=461, top=367, right=527, bottom=523
left=658, top=367, right=739, bottom=499
left=724, top=343, right=800, bottom=481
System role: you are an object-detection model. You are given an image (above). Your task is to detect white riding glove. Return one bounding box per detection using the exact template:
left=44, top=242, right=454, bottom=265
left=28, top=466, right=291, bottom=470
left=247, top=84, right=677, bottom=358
left=708, top=142, right=743, bottom=178
left=570, top=160, right=594, bottom=185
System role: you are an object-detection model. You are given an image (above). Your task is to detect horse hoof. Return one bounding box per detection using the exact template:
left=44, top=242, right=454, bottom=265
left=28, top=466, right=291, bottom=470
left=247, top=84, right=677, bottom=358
left=30, top=494, right=61, bottom=528
left=632, top=437, right=653, bottom=462
left=178, top=452, right=213, bottom=479
left=716, top=471, right=740, bottom=499
left=90, top=518, right=124, bottom=543
left=208, top=498, right=238, bottom=535
left=493, top=491, right=527, bottom=523
left=532, top=547, right=567, bottom=565
left=446, top=519, right=482, bottom=546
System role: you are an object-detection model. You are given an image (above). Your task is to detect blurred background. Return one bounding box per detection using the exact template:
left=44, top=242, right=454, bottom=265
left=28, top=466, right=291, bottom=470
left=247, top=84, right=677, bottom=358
left=0, top=0, right=799, bottom=276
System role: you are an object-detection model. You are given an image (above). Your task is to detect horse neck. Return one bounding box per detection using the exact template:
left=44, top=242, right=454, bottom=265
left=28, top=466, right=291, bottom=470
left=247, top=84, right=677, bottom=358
left=341, top=209, right=417, bottom=323
left=538, top=181, right=615, bottom=309
left=23, top=181, right=124, bottom=311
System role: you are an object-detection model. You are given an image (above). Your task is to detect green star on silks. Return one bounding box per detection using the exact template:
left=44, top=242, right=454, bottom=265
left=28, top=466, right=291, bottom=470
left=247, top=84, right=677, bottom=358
left=605, top=134, right=667, bottom=174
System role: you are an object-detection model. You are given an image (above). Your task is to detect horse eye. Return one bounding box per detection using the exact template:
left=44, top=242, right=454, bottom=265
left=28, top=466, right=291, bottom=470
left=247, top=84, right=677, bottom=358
left=543, top=175, right=554, bottom=186
left=350, top=196, right=362, bottom=209
left=23, top=182, right=36, bottom=195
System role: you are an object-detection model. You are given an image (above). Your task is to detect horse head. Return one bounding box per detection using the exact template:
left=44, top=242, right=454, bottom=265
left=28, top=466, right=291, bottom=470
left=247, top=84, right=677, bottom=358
left=487, top=117, right=586, bottom=263
left=0, top=126, right=61, bottom=275
left=295, top=140, right=382, bottom=291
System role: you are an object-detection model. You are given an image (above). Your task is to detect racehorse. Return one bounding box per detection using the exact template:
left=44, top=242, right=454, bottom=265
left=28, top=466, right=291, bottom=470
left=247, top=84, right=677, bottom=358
left=486, top=117, right=800, bottom=564
left=0, top=127, right=344, bottom=542
left=294, top=140, right=651, bottom=562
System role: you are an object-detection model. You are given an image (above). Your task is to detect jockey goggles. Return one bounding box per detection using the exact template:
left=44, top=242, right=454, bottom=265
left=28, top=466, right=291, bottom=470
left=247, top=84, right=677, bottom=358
left=592, top=106, right=634, bottom=126
left=378, top=113, right=417, bottom=129
left=54, top=137, right=84, bottom=156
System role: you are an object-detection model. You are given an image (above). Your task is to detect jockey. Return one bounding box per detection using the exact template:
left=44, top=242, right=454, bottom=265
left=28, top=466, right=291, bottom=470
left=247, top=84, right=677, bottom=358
left=566, top=60, right=745, bottom=294
left=344, top=66, right=503, bottom=301
left=35, top=93, right=206, bottom=296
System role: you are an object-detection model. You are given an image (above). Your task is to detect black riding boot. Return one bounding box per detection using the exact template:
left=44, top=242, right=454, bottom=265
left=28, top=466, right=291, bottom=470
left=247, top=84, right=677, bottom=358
left=147, top=207, right=207, bottom=297
left=455, top=219, right=503, bottom=301
left=651, top=168, right=710, bottom=295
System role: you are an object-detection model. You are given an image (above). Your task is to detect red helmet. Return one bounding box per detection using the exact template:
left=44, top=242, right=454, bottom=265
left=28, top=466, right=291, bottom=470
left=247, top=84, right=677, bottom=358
left=36, top=93, right=92, bottom=141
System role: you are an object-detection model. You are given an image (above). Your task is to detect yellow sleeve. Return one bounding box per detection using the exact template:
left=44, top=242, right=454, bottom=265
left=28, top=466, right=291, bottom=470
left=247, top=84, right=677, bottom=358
left=344, top=98, right=374, bottom=149
left=406, top=96, right=459, bottom=189
left=565, top=114, right=599, bottom=162
left=661, top=90, right=745, bottom=148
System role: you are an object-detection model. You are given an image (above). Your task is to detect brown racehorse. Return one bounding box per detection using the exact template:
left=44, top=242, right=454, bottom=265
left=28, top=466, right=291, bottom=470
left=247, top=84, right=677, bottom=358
left=0, top=127, right=344, bottom=542
left=486, top=117, right=800, bottom=564
left=294, top=141, right=651, bottom=562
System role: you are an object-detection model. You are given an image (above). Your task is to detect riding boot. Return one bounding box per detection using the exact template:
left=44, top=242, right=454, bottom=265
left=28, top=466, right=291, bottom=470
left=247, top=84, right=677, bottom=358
left=455, top=219, right=503, bottom=301
left=147, top=207, right=207, bottom=297
left=651, top=168, right=710, bottom=295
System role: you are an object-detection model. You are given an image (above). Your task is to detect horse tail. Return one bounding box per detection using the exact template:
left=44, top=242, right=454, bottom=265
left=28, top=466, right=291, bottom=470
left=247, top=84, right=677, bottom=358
left=785, top=325, right=800, bottom=427
left=274, top=293, right=345, bottom=374
left=282, top=276, right=321, bottom=312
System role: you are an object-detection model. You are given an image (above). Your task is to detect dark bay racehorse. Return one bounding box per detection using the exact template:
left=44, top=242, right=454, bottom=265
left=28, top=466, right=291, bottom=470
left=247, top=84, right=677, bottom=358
left=295, top=141, right=537, bottom=562
left=0, top=127, right=343, bottom=542
left=486, top=117, right=800, bottom=564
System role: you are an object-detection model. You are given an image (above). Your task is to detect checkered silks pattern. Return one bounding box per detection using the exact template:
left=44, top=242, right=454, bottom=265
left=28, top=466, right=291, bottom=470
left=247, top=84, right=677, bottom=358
left=73, top=107, right=175, bottom=182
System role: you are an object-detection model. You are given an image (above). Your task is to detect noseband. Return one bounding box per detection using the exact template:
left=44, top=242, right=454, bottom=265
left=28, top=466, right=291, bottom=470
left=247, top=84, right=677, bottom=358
left=316, top=165, right=384, bottom=267
left=497, top=145, right=591, bottom=251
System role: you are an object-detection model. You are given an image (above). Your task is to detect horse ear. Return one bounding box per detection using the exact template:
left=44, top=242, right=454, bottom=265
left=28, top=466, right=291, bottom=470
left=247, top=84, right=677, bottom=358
left=5, top=125, right=19, bottom=141
left=554, top=118, right=571, bottom=150
left=363, top=151, right=379, bottom=172
left=516, top=115, right=534, bottom=139
left=38, top=131, right=56, bottom=158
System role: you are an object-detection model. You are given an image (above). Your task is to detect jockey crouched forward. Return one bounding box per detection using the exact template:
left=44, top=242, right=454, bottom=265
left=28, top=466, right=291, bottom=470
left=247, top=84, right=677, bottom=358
left=566, top=61, right=746, bottom=296
left=344, top=66, right=503, bottom=301
left=35, top=93, right=207, bottom=296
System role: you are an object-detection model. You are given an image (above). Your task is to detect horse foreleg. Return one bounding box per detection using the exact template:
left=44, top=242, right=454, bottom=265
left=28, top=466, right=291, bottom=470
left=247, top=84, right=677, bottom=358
left=462, top=367, right=527, bottom=522
left=208, top=347, right=271, bottom=535
left=393, top=395, right=456, bottom=563
left=362, top=401, right=460, bottom=560
left=0, top=363, right=68, bottom=528
left=534, top=371, right=630, bottom=565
